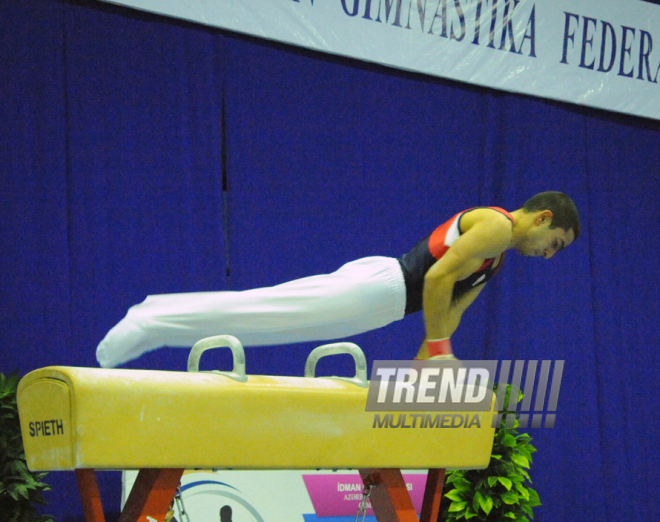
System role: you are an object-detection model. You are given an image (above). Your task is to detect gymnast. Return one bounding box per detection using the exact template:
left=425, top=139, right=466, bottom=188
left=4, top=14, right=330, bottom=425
left=96, top=191, right=580, bottom=368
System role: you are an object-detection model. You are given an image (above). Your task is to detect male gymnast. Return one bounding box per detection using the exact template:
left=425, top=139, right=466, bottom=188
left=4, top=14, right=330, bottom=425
left=96, top=191, right=580, bottom=368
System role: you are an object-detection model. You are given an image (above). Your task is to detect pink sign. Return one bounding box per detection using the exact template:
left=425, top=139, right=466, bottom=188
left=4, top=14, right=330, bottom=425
left=302, top=472, right=428, bottom=517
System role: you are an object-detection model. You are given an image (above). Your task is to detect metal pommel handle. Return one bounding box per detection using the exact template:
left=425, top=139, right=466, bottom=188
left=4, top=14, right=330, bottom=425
left=304, top=342, right=368, bottom=388
left=187, top=335, right=248, bottom=382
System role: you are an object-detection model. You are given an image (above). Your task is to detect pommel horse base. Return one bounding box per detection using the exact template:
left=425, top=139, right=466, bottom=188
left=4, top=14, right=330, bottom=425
left=75, top=467, right=444, bottom=522
left=17, top=336, right=495, bottom=521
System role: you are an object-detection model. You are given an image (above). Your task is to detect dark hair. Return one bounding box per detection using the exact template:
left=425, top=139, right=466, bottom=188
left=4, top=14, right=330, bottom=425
left=522, top=191, right=581, bottom=240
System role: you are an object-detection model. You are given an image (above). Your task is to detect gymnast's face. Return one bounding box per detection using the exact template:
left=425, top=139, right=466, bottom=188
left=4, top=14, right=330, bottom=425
left=517, top=211, right=576, bottom=260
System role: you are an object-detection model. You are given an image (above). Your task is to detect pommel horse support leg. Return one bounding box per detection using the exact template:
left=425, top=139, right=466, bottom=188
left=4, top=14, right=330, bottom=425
left=118, top=469, right=184, bottom=522
left=359, top=468, right=446, bottom=522
left=75, top=468, right=183, bottom=522
left=17, top=336, right=495, bottom=521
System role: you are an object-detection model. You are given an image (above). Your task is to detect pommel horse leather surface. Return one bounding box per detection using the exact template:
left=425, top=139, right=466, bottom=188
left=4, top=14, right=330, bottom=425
left=18, top=366, right=495, bottom=472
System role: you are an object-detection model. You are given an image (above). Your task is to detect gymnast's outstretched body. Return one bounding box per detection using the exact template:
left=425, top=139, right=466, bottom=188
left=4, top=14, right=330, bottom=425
left=96, top=192, right=580, bottom=368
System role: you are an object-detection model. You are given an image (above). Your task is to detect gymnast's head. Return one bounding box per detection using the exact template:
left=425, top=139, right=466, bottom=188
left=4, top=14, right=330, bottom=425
left=513, top=191, right=581, bottom=259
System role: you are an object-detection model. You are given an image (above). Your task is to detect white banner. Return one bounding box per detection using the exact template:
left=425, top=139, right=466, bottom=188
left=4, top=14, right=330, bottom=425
left=101, top=0, right=660, bottom=121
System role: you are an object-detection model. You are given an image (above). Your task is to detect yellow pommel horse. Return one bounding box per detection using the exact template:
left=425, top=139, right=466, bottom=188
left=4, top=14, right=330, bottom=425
left=17, top=336, right=496, bottom=522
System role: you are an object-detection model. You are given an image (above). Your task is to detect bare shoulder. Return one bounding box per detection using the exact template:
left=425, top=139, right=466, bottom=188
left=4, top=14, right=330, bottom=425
left=460, top=208, right=513, bottom=233
left=459, top=208, right=513, bottom=251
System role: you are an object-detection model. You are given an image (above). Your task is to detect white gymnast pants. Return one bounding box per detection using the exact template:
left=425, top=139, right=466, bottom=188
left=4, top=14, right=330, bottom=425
left=96, top=256, right=407, bottom=368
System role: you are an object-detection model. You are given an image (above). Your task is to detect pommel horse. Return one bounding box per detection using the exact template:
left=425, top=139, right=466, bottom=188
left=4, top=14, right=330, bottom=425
left=17, top=336, right=495, bottom=521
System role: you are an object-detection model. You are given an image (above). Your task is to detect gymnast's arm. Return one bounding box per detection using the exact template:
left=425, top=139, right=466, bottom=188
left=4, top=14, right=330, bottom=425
left=415, top=283, right=485, bottom=359
left=421, top=214, right=511, bottom=345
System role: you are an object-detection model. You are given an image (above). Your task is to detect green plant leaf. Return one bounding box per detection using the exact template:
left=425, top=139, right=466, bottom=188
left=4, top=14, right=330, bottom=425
left=445, top=489, right=465, bottom=502
left=446, top=471, right=461, bottom=481
left=507, top=473, right=524, bottom=484
left=448, top=501, right=468, bottom=513
left=517, top=445, right=534, bottom=460
left=478, top=494, right=493, bottom=515
left=527, top=487, right=542, bottom=507
left=8, top=482, right=29, bottom=500
left=500, top=433, right=517, bottom=447
left=452, top=478, right=473, bottom=491
left=0, top=371, right=54, bottom=518
left=501, top=491, right=519, bottom=505
left=440, top=385, right=540, bottom=522
left=510, top=454, right=530, bottom=469
left=473, top=491, right=484, bottom=512
left=515, top=483, right=530, bottom=501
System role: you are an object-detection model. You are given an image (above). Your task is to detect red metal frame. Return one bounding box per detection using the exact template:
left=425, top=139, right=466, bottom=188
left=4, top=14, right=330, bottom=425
left=420, top=468, right=446, bottom=522
left=76, top=468, right=183, bottom=522
left=75, top=469, right=105, bottom=522
left=358, top=468, right=446, bottom=522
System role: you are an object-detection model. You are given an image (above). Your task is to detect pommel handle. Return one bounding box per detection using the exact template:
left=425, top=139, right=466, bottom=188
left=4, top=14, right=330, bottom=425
left=187, top=335, right=248, bottom=383
left=304, top=342, right=368, bottom=388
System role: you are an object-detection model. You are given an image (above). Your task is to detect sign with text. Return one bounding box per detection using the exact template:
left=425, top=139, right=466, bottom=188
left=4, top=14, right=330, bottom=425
left=367, top=359, right=565, bottom=429
left=101, top=0, right=660, bottom=120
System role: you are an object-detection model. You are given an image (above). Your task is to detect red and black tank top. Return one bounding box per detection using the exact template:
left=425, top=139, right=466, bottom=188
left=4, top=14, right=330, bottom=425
left=397, top=207, right=514, bottom=315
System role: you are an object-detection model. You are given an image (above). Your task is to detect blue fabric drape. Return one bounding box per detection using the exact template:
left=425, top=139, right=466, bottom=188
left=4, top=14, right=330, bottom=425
left=1, top=0, right=658, bottom=520
left=63, top=3, right=227, bottom=369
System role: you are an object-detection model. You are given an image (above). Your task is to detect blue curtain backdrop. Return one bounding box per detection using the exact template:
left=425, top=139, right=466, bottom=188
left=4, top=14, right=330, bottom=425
left=1, top=0, right=658, bottom=520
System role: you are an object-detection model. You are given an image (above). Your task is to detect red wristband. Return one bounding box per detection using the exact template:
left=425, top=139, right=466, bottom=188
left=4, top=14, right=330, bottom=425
left=427, top=338, right=452, bottom=357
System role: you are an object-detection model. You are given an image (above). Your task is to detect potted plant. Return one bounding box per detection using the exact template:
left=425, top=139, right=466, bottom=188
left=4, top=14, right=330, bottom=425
left=0, top=371, right=53, bottom=521
left=438, top=385, right=541, bottom=521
